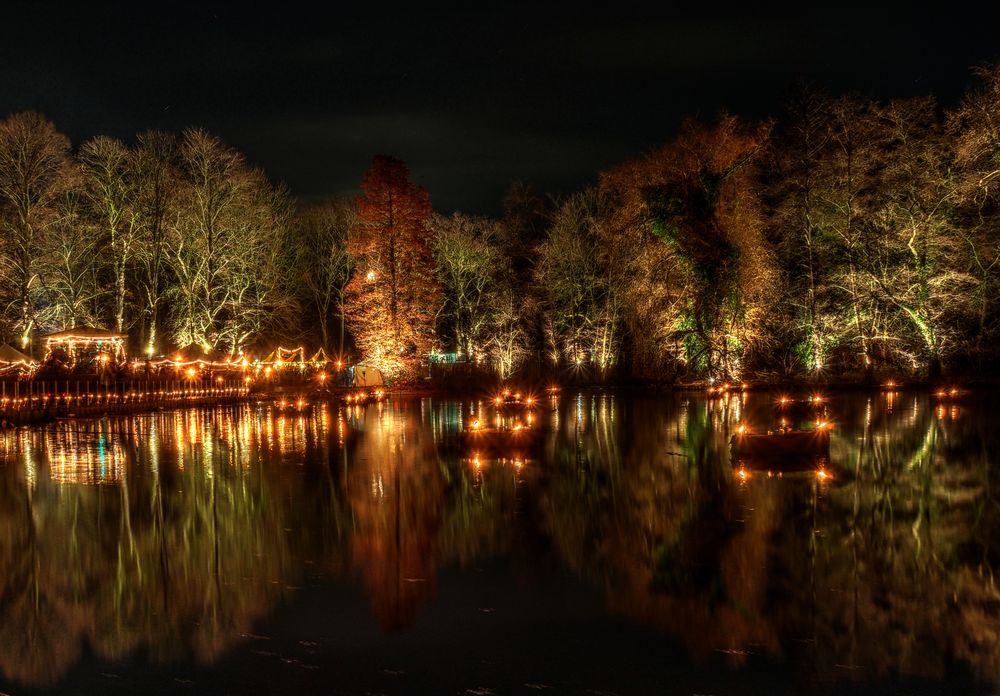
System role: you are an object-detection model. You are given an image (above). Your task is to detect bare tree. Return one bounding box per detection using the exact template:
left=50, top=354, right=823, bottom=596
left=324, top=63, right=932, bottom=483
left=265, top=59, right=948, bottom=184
left=429, top=212, right=504, bottom=361
left=0, top=112, right=73, bottom=350
left=79, top=136, right=143, bottom=334
left=536, top=190, right=623, bottom=377
left=39, top=187, right=104, bottom=329
left=132, top=131, right=180, bottom=356
left=292, top=199, right=355, bottom=353
left=167, top=129, right=291, bottom=352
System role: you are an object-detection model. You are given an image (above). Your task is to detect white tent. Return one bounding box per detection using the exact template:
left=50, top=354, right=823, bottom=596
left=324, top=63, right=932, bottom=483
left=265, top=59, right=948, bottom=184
left=351, top=364, right=383, bottom=387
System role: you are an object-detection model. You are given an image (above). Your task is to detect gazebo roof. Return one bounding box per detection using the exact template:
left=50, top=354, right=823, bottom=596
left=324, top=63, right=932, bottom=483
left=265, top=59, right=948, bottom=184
left=0, top=344, right=35, bottom=364
left=44, top=327, right=126, bottom=341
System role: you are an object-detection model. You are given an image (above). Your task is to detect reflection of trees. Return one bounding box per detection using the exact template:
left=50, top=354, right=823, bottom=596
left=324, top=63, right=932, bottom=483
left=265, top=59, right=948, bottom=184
left=345, top=400, right=523, bottom=631
left=537, top=393, right=782, bottom=663
left=1, top=394, right=999, bottom=687
left=0, top=408, right=299, bottom=686
left=801, top=394, right=1000, bottom=681
left=536, top=392, right=1000, bottom=682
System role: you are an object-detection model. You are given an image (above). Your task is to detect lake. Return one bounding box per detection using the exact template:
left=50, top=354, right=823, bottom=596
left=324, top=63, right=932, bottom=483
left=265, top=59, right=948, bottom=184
left=0, top=390, right=997, bottom=695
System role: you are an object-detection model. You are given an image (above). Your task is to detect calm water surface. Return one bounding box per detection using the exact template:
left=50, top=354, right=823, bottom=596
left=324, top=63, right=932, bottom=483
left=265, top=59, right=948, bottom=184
left=0, top=391, right=997, bottom=695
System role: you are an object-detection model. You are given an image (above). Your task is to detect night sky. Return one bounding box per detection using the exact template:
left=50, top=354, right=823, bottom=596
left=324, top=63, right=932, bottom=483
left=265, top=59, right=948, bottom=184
left=2, top=3, right=997, bottom=213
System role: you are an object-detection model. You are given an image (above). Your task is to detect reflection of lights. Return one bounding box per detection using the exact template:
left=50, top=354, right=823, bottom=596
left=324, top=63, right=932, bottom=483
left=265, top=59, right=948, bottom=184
left=816, top=468, right=830, bottom=482
left=815, top=421, right=829, bottom=429
left=736, top=467, right=750, bottom=483
left=736, top=423, right=748, bottom=435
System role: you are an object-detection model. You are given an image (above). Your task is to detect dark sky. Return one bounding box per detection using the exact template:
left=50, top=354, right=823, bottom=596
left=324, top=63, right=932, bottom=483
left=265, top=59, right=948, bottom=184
left=1, top=3, right=997, bottom=214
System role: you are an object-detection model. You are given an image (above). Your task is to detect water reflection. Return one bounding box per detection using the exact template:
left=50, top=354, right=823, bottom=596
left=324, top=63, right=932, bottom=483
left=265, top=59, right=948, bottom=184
left=0, top=392, right=997, bottom=689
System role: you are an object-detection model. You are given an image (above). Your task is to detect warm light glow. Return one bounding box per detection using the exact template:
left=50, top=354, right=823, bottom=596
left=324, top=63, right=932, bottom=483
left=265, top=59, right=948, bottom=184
left=736, top=423, right=747, bottom=435
left=366, top=270, right=376, bottom=282
left=816, top=469, right=830, bottom=482
left=472, top=419, right=480, bottom=429
left=185, top=367, right=197, bottom=379
left=737, top=467, right=750, bottom=483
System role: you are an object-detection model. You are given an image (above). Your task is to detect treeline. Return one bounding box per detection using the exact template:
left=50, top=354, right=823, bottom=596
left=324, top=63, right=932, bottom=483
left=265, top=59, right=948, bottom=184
left=2, top=66, right=1000, bottom=382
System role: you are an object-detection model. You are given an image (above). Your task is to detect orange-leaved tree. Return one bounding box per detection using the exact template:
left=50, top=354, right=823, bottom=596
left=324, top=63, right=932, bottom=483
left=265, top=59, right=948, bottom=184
left=344, top=156, right=442, bottom=379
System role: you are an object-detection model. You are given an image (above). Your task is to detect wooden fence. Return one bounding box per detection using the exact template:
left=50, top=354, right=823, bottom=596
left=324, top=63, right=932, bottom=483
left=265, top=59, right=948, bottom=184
left=0, top=378, right=251, bottom=425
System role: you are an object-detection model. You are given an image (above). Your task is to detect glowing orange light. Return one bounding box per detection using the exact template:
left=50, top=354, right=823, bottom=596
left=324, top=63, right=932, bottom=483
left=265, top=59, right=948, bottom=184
left=737, top=467, right=750, bottom=482
left=318, top=372, right=327, bottom=382
left=185, top=367, right=197, bottom=379
left=472, top=419, right=481, bottom=429
left=816, top=469, right=830, bottom=482
left=736, top=423, right=748, bottom=435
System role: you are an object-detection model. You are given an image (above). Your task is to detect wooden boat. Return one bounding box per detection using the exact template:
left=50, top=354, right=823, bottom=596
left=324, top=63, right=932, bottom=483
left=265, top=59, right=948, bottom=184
left=731, top=428, right=829, bottom=469
left=273, top=396, right=313, bottom=414
left=460, top=425, right=542, bottom=454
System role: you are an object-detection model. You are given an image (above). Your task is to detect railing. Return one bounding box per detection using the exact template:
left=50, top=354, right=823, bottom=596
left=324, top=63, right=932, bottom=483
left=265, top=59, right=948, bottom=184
left=0, top=379, right=251, bottom=424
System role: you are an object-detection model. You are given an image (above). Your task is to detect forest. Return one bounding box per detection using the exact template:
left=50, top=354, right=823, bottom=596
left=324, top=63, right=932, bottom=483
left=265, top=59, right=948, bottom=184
left=2, top=66, right=1000, bottom=384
